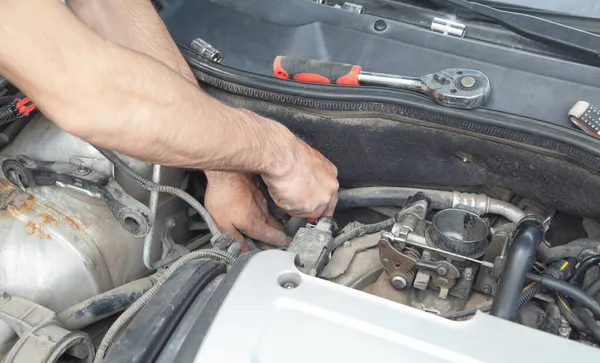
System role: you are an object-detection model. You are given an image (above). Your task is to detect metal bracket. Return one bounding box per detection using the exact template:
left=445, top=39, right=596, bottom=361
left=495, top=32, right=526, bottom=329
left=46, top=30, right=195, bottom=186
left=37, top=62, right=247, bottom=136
left=334, top=2, right=365, bottom=13
left=2, top=155, right=152, bottom=237
left=431, top=17, right=466, bottom=37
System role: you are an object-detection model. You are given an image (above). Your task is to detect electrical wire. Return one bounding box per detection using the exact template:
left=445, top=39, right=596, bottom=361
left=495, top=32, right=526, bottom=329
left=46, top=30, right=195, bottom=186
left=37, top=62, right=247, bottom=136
left=93, top=248, right=236, bottom=363
left=95, top=147, right=223, bottom=241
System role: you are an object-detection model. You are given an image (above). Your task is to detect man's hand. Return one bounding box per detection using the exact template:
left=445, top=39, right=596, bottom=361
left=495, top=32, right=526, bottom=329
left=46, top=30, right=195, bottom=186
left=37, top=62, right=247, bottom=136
left=262, top=138, right=339, bottom=219
left=205, top=171, right=290, bottom=248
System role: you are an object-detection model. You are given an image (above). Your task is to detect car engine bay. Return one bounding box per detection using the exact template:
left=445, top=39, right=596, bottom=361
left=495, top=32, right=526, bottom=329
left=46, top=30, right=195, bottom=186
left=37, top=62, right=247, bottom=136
left=2, top=0, right=600, bottom=361
left=1, top=99, right=600, bottom=362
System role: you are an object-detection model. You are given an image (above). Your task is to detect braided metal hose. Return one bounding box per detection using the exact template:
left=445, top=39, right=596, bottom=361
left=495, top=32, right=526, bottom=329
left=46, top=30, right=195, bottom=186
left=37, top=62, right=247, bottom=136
left=93, top=248, right=236, bottom=363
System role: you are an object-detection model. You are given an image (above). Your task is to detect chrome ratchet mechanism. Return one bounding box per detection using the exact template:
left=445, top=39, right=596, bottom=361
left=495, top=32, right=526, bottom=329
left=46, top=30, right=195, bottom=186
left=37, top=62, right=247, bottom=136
left=357, top=68, right=491, bottom=109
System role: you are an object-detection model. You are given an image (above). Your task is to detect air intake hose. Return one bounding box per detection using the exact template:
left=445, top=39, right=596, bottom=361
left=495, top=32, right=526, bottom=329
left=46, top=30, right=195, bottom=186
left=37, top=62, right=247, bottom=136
left=491, top=216, right=544, bottom=320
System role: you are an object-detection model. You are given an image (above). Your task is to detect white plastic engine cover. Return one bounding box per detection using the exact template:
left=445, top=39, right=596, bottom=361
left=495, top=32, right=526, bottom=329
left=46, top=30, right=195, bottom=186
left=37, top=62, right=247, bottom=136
left=194, top=250, right=600, bottom=363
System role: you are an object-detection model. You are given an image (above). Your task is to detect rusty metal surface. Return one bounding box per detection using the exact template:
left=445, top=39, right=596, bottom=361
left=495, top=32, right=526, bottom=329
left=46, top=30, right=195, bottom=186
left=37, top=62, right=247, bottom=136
left=0, top=179, right=146, bottom=355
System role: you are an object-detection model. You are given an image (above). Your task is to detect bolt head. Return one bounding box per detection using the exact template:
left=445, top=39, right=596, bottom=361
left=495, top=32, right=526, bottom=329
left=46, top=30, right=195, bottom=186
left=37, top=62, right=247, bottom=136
left=283, top=282, right=296, bottom=289
left=483, top=285, right=492, bottom=294
left=76, top=166, right=91, bottom=175
left=391, top=276, right=408, bottom=290
left=463, top=268, right=474, bottom=280
left=382, top=258, right=389, bottom=266
left=374, top=19, right=387, bottom=31
left=436, top=266, right=448, bottom=275
left=459, top=76, right=476, bottom=89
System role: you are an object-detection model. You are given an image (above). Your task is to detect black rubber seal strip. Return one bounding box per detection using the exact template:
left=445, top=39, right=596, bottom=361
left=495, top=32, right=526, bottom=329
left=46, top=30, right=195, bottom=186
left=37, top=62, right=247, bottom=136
left=181, top=46, right=600, bottom=170
left=168, top=251, right=258, bottom=363
left=106, top=259, right=226, bottom=363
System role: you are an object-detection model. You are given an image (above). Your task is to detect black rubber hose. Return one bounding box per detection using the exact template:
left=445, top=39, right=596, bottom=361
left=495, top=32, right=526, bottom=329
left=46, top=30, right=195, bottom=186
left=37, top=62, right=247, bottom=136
left=585, top=279, right=600, bottom=300
left=491, top=217, right=544, bottom=320
left=526, top=273, right=600, bottom=318
left=569, top=255, right=600, bottom=286
left=575, top=308, right=600, bottom=342
left=556, top=293, right=587, bottom=331
left=0, top=116, right=31, bottom=149
left=331, top=217, right=395, bottom=250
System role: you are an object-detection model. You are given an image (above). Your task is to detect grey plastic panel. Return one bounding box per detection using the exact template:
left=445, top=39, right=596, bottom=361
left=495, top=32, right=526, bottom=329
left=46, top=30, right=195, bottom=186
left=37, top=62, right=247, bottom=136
left=163, top=0, right=600, bottom=129
left=194, top=250, right=600, bottom=363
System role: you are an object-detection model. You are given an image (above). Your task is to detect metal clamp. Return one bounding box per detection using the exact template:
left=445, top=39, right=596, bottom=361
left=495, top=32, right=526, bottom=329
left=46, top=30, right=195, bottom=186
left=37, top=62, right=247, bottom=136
left=2, top=155, right=152, bottom=237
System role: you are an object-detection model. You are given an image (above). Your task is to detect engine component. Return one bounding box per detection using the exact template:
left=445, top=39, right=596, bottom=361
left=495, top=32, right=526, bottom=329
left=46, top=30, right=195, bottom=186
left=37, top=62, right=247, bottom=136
left=93, top=248, right=237, bottom=363
left=56, top=275, right=159, bottom=331
left=425, top=209, right=489, bottom=258
left=0, top=291, right=94, bottom=363
left=2, top=155, right=152, bottom=237
left=186, top=250, right=600, bottom=363
left=336, top=187, right=526, bottom=223
left=491, top=217, right=544, bottom=320
left=287, top=217, right=336, bottom=275
left=0, top=116, right=190, bottom=356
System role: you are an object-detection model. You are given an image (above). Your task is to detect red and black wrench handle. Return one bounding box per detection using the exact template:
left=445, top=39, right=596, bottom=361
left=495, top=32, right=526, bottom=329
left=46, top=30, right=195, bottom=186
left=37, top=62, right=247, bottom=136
left=273, top=56, right=363, bottom=86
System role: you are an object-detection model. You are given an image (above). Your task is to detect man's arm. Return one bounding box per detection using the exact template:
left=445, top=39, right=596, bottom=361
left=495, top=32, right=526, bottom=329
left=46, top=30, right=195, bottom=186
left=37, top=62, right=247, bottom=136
left=0, top=0, right=287, bottom=173
left=0, top=0, right=338, bottom=219
left=66, top=0, right=290, bottom=246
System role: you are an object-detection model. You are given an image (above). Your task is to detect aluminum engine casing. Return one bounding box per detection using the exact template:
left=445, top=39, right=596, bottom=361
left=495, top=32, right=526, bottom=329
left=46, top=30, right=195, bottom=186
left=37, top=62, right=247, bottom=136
left=0, top=116, right=187, bottom=355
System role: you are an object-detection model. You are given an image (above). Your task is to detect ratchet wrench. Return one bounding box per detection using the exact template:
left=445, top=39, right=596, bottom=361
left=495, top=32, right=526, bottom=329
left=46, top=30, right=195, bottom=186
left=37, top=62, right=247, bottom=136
left=273, top=56, right=491, bottom=109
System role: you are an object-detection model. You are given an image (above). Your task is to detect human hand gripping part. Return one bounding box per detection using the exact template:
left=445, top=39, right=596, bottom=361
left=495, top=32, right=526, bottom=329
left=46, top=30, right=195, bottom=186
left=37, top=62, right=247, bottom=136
left=0, top=0, right=339, bottom=246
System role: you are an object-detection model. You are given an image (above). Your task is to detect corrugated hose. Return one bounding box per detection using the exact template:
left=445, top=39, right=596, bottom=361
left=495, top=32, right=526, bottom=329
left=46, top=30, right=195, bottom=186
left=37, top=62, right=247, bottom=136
left=93, top=248, right=237, bottom=363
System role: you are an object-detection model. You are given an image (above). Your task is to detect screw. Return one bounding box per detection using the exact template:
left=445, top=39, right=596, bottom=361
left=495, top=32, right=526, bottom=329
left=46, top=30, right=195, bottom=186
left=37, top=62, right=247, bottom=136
left=374, top=19, right=387, bottom=31
left=382, top=258, right=389, bottom=266
left=391, top=276, right=408, bottom=289
left=308, top=269, right=317, bottom=276
left=436, top=266, right=448, bottom=275
left=283, top=282, right=296, bottom=289
left=460, top=76, right=476, bottom=89
left=483, top=285, right=492, bottom=294
left=463, top=267, right=474, bottom=281
left=76, top=166, right=91, bottom=176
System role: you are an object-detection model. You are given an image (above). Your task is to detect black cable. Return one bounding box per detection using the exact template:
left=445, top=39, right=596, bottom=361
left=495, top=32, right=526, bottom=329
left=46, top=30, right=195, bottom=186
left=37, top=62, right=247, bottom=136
left=0, top=116, right=32, bottom=150
left=331, top=217, right=395, bottom=250
left=556, top=293, right=587, bottom=331
left=526, top=273, right=600, bottom=318
left=441, top=305, right=492, bottom=319
left=0, top=103, right=19, bottom=124
left=575, top=308, right=600, bottom=342
left=570, top=255, right=600, bottom=285
left=515, top=282, right=543, bottom=312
